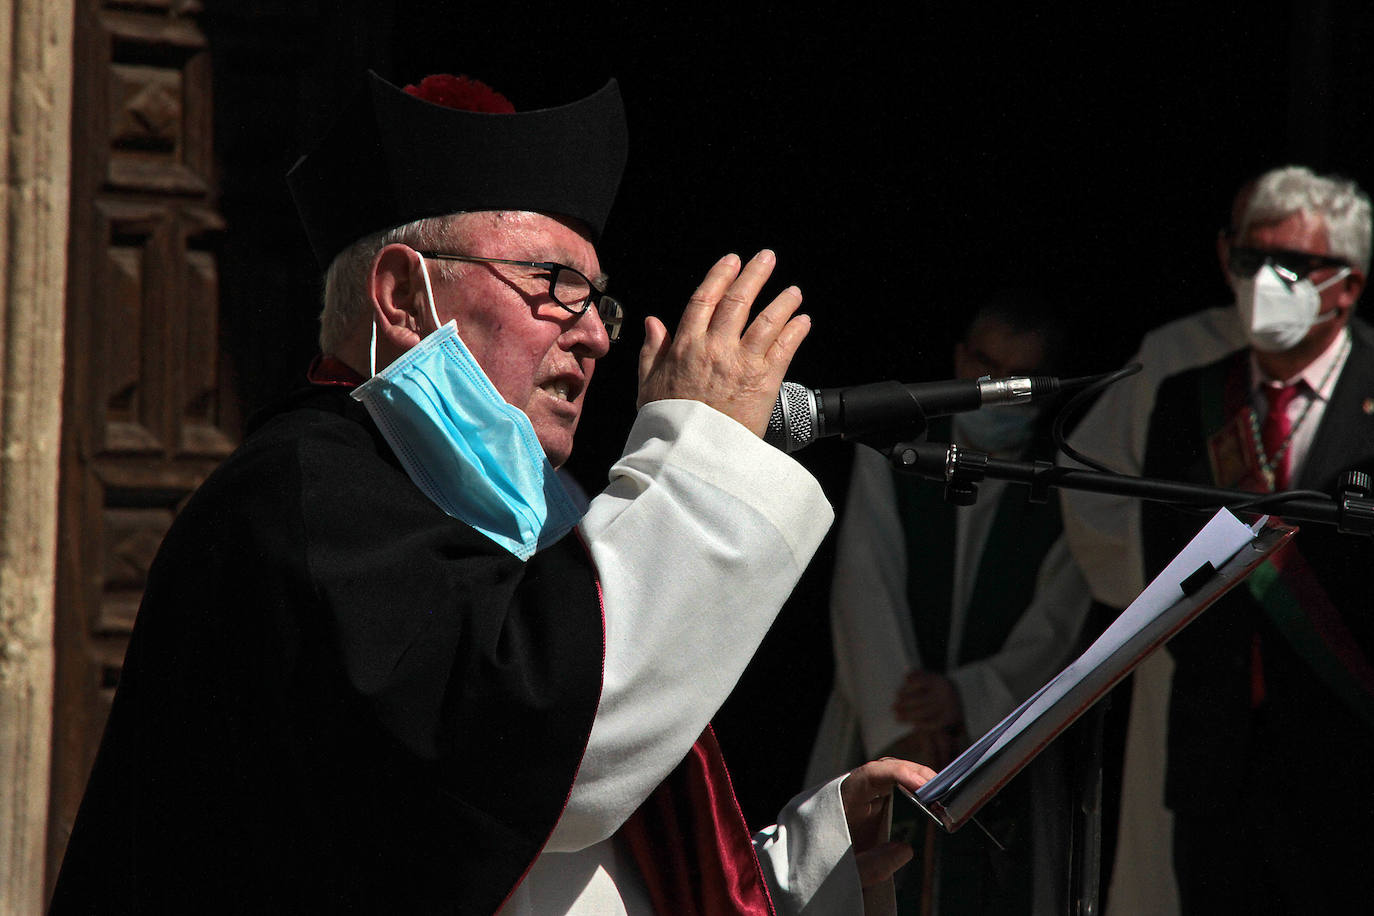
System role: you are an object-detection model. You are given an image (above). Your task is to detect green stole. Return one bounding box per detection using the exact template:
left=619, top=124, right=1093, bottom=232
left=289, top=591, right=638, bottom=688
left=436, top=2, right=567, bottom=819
left=1199, top=356, right=1374, bottom=727
left=890, top=422, right=1063, bottom=672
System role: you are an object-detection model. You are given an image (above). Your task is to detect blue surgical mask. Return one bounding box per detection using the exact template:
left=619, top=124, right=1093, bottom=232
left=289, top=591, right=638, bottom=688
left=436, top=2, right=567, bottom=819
left=954, top=405, right=1038, bottom=455
left=350, top=259, right=583, bottom=560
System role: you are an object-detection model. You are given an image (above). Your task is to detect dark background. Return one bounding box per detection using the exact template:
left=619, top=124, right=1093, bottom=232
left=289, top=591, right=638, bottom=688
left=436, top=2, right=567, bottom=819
left=202, top=1, right=1374, bottom=827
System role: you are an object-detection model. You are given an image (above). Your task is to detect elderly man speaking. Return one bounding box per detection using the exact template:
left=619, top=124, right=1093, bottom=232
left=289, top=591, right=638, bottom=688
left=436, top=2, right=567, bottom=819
left=49, top=72, right=930, bottom=914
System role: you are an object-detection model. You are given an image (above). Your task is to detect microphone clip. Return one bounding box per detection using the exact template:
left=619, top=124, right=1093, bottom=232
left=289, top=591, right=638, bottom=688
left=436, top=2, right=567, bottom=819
left=940, top=444, right=986, bottom=506
left=887, top=440, right=1058, bottom=507
left=889, top=440, right=987, bottom=506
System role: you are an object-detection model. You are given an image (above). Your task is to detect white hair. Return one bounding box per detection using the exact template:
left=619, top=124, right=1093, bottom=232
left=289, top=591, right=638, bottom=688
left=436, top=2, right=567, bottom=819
left=1241, top=165, right=1372, bottom=274
left=317, top=212, right=484, bottom=353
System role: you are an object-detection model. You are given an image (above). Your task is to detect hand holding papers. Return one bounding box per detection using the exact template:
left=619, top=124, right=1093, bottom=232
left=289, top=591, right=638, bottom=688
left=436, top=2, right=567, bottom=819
left=907, top=508, right=1294, bottom=832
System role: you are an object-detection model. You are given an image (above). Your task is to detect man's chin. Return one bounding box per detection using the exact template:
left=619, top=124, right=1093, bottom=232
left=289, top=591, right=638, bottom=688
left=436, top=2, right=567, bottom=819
left=526, top=398, right=581, bottom=468
left=536, top=427, right=575, bottom=469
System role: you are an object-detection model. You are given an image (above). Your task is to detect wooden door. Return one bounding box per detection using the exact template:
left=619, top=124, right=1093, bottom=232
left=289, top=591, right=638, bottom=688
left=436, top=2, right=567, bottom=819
left=48, top=0, right=237, bottom=892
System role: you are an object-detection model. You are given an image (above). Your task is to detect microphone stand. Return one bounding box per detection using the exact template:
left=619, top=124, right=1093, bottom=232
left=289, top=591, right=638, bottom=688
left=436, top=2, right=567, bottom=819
left=882, top=440, right=1374, bottom=536
left=876, top=438, right=1374, bottom=916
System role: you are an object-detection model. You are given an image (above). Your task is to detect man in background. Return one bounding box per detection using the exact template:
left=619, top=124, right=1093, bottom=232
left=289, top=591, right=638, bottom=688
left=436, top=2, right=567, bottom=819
left=1066, top=165, right=1374, bottom=914
left=810, top=293, right=1092, bottom=914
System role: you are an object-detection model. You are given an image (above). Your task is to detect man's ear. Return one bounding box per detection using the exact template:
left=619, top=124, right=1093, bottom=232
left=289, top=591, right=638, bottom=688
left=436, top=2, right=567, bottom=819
left=370, top=244, right=430, bottom=356
left=1342, top=268, right=1366, bottom=307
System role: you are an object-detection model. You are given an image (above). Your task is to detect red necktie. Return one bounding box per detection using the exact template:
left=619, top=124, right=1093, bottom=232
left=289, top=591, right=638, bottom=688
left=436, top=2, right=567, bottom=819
left=1253, top=381, right=1301, bottom=708
left=1260, top=382, right=1300, bottom=491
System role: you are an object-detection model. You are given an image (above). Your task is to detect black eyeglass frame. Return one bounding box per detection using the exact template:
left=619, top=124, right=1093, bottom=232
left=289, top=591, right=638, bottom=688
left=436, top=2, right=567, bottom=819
left=1226, top=245, right=1351, bottom=282
left=415, top=250, right=624, bottom=341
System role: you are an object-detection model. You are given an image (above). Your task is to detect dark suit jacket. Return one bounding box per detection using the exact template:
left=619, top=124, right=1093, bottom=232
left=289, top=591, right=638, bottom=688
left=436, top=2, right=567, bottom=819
left=1142, top=319, right=1374, bottom=832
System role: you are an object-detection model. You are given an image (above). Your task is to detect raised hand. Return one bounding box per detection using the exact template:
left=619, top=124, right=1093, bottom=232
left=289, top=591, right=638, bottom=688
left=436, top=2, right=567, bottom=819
left=637, top=250, right=810, bottom=437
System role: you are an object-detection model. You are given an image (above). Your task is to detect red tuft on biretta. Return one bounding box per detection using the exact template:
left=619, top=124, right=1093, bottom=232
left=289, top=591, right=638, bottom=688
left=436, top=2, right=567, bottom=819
left=403, top=74, right=516, bottom=114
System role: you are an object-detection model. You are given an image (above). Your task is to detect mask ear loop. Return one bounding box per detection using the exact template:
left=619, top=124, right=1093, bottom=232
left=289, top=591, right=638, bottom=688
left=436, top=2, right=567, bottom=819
left=1310, top=266, right=1354, bottom=328
left=369, top=252, right=446, bottom=378
left=1314, top=265, right=1352, bottom=294
left=418, top=255, right=443, bottom=330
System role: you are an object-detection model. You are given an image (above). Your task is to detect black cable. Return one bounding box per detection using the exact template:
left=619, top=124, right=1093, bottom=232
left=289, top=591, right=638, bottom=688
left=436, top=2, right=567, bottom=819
left=1051, top=363, right=1144, bottom=473
left=1048, top=363, right=1334, bottom=515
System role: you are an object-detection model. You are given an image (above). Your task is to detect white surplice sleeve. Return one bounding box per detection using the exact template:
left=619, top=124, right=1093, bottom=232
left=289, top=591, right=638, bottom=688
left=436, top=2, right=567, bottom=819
left=944, top=536, right=1091, bottom=738
left=551, top=399, right=834, bottom=850
left=754, top=776, right=872, bottom=916
left=1058, top=306, right=1243, bottom=608
left=826, top=445, right=920, bottom=763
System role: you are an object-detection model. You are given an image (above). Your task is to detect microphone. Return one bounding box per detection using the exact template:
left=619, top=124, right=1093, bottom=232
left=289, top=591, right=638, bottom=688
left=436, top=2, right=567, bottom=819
left=765, top=376, right=1063, bottom=452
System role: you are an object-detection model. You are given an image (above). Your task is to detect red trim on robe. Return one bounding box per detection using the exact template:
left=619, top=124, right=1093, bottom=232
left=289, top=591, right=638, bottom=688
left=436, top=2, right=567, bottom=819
left=307, top=354, right=365, bottom=387
left=622, top=725, right=778, bottom=916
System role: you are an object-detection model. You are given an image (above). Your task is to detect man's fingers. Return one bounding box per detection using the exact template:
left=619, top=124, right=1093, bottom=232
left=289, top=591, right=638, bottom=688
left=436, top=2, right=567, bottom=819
left=893, top=692, right=937, bottom=712
left=897, top=711, right=941, bottom=730
left=894, top=700, right=957, bottom=731
left=740, top=285, right=805, bottom=357
left=843, top=758, right=938, bottom=808
left=893, top=698, right=925, bottom=717
left=766, top=314, right=812, bottom=379
left=903, top=670, right=940, bottom=689
left=637, top=316, right=671, bottom=405
left=707, top=249, right=777, bottom=338
left=678, top=253, right=742, bottom=338
left=895, top=683, right=926, bottom=703
left=855, top=841, right=915, bottom=888
left=638, top=248, right=808, bottom=435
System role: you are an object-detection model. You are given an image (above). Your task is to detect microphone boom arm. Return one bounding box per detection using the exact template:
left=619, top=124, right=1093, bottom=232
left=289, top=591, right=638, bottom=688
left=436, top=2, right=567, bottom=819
left=890, top=440, right=1374, bottom=537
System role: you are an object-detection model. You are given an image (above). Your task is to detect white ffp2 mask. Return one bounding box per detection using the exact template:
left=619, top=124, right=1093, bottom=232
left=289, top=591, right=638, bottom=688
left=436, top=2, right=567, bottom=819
left=1233, top=263, right=1349, bottom=353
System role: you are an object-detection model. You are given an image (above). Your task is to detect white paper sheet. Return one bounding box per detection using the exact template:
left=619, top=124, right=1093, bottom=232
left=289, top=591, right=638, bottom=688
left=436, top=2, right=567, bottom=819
left=917, top=508, right=1261, bottom=803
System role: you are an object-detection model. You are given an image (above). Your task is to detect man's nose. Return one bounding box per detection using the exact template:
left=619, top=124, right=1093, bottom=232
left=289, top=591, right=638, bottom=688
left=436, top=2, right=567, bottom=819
left=566, top=302, right=612, bottom=358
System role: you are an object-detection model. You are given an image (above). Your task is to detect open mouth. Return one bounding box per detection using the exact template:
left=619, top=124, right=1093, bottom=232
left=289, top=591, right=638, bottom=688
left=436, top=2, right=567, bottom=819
left=543, top=380, right=574, bottom=402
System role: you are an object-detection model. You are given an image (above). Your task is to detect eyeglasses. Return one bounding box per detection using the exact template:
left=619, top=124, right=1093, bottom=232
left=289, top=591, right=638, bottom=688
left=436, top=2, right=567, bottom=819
left=1227, top=246, right=1350, bottom=282
left=416, top=251, right=625, bottom=342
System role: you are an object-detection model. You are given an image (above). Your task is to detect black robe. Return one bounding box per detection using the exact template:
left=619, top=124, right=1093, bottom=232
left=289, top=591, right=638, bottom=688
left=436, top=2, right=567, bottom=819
left=51, top=386, right=605, bottom=914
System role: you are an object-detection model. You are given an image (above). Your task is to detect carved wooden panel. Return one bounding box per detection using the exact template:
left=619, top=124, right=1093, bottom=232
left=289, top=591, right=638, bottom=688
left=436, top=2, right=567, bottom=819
left=94, top=200, right=169, bottom=455
left=104, top=11, right=211, bottom=194
left=178, top=206, right=234, bottom=456
left=49, top=0, right=236, bottom=894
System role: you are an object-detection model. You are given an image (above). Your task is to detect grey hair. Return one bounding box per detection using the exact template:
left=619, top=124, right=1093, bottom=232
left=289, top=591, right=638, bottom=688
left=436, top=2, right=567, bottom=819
left=318, top=212, right=479, bottom=353
left=1240, top=165, right=1372, bottom=275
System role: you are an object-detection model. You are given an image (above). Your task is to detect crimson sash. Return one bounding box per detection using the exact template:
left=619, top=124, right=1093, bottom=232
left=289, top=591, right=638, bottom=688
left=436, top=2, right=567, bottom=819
left=1202, top=355, right=1374, bottom=727
left=622, top=725, right=777, bottom=916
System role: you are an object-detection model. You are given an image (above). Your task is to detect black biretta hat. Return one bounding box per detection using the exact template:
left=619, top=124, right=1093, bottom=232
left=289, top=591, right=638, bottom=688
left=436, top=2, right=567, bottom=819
left=287, top=71, right=628, bottom=268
